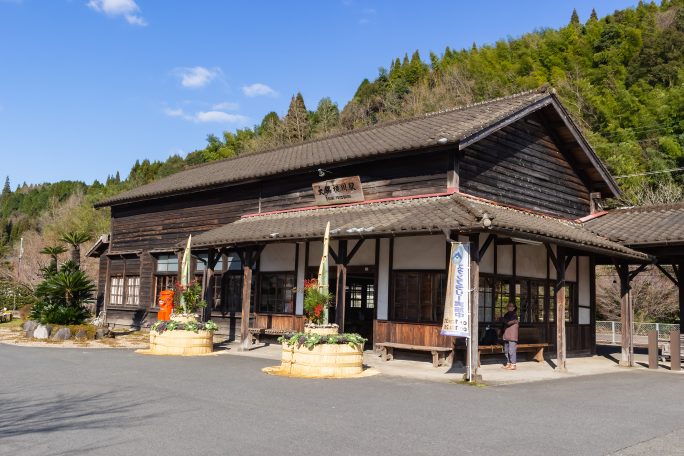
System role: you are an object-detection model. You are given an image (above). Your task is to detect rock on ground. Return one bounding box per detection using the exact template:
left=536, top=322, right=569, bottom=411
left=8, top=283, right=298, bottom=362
left=23, top=320, right=37, bottom=332
left=51, top=327, right=71, bottom=341
left=33, top=325, right=51, bottom=340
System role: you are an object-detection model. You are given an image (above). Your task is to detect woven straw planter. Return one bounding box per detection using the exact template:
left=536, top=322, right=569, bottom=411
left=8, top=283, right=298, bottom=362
left=149, top=329, right=213, bottom=356
left=280, top=342, right=364, bottom=378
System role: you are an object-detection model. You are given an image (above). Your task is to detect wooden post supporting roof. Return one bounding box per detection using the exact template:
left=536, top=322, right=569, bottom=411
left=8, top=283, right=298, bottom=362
left=677, top=263, right=683, bottom=329
left=240, top=263, right=252, bottom=351
left=335, top=240, right=348, bottom=332
left=239, top=246, right=263, bottom=352
left=545, top=243, right=568, bottom=372
left=556, top=249, right=567, bottom=372
left=615, top=263, right=634, bottom=367
left=202, top=248, right=220, bottom=322
left=469, top=233, right=481, bottom=381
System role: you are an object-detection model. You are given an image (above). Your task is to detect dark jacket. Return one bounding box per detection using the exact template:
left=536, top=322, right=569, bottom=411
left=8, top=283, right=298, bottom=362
left=502, top=311, right=519, bottom=342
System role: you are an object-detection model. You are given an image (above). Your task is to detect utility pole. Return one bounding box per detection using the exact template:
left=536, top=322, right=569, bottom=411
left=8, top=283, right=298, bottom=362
left=13, top=237, right=23, bottom=311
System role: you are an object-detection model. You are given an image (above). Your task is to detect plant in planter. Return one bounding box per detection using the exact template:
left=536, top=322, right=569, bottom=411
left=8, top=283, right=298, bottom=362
left=151, top=319, right=218, bottom=334
left=279, top=331, right=366, bottom=350
left=145, top=235, right=217, bottom=356
left=171, top=280, right=207, bottom=322
left=303, top=279, right=333, bottom=326
left=275, top=330, right=368, bottom=378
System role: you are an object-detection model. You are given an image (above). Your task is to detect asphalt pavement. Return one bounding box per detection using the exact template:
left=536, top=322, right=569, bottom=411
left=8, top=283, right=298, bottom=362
left=1, top=344, right=682, bottom=456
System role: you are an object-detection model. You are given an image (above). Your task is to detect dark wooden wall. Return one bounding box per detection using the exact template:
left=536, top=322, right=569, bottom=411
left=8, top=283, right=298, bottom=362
left=459, top=113, right=591, bottom=218
left=110, top=151, right=448, bottom=253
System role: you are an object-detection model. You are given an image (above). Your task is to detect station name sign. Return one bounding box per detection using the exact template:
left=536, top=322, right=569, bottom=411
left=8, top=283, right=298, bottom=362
left=312, top=176, right=365, bottom=206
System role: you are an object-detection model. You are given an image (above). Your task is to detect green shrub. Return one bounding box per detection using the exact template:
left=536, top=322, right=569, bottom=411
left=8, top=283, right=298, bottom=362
left=0, top=279, right=36, bottom=310
left=30, top=261, right=94, bottom=325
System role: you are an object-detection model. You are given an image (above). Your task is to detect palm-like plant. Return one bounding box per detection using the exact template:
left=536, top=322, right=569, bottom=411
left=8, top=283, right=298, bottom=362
left=40, top=245, right=68, bottom=269
left=59, top=231, right=91, bottom=268
left=31, top=261, right=95, bottom=325
left=37, top=268, right=95, bottom=306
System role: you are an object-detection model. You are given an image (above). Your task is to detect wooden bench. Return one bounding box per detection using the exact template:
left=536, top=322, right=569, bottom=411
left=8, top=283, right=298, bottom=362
left=376, top=342, right=453, bottom=368
left=249, top=327, right=291, bottom=344
left=474, top=327, right=549, bottom=364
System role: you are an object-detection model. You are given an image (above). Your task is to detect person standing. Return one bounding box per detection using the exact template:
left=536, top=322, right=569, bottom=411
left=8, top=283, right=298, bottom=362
left=501, top=303, right=519, bottom=370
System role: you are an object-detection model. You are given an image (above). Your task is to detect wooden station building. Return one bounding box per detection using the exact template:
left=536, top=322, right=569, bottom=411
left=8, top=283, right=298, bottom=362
left=91, top=87, right=669, bottom=371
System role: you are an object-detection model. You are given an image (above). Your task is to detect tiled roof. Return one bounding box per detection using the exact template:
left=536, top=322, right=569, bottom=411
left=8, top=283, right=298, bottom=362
left=190, top=193, right=649, bottom=261
left=584, top=203, right=684, bottom=246
left=98, top=89, right=556, bottom=207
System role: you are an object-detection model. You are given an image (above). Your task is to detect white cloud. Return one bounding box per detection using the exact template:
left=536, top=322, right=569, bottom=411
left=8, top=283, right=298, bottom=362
left=195, top=111, right=248, bottom=124
left=358, top=7, right=376, bottom=25
left=242, top=83, right=277, bottom=97
left=174, top=66, right=220, bottom=88
left=164, top=107, right=185, bottom=118
left=87, top=0, right=147, bottom=26
left=211, top=101, right=239, bottom=111
left=164, top=107, right=248, bottom=124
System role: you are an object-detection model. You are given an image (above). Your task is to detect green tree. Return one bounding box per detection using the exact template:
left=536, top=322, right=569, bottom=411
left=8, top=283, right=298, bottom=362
left=59, top=231, right=91, bottom=268
left=40, top=245, right=67, bottom=270
left=589, top=8, right=598, bottom=22
left=570, top=8, right=580, bottom=26
left=2, top=176, right=10, bottom=196
left=312, top=97, right=340, bottom=135
left=284, top=92, right=310, bottom=143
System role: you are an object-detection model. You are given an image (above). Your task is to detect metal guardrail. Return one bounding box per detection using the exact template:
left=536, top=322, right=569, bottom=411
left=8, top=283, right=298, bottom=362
left=596, top=321, right=680, bottom=345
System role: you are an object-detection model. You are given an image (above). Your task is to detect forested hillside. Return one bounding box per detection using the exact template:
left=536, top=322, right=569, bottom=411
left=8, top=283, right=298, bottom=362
left=1, top=0, right=683, bottom=286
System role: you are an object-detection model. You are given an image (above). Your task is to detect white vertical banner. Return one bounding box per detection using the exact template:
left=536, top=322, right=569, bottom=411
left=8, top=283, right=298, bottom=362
left=441, top=242, right=471, bottom=338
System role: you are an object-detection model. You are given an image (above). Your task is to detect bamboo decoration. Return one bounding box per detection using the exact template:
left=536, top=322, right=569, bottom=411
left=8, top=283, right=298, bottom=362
left=317, top=222, right=331, bottom=324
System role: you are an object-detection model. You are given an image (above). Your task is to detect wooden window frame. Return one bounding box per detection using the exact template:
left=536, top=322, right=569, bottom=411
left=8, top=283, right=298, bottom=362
left=109, top=276, right=124, bottom=307
left=389, top=269, right=447, bottom=324
left=257, top=271, right=296, bottom=315
left=108, top=275, right=140, bottom=309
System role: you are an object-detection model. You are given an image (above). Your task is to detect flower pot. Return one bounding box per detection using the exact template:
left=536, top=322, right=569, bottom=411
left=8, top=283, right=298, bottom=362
left=280, top=342, right=363, bottom=378
left=304, top=324, right=339, bottom=336
left=171, top=314, right=199, bottom=324
left=149, top=329, right=213, bottom=355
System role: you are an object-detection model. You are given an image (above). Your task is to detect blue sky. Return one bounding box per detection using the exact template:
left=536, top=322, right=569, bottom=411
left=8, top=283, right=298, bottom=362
left=0, top=0, right=639, bottom=186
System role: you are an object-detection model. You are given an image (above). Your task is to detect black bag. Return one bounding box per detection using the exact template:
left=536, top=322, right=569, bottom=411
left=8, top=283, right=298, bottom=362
left=481, top=325, right=499, bottom=345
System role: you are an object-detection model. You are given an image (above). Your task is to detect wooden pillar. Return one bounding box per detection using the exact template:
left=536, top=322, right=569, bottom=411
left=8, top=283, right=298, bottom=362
left=670, top=330, right=681, bottom=372
left=469, top=233, right=481, bottom=380
left=677, top=262, right=683, bottom=328
left=103, top=256, right=111, bottom=323
left=239, top=249, right=253, bottom=352
left=648, top=330, right=658, bottom=369
left=335, top=240, right=348, bottom=332
left=202, top=248, right=217, bottom=322
left=617, top=263, right=634, bottom=367
left=556, top=250, right=567, bottom=372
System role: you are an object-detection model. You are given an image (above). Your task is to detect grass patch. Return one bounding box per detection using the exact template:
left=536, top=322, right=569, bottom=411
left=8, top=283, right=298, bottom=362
left=451, top=379, right=488, bottom=388
left=0, top=318, right=23, bottom=330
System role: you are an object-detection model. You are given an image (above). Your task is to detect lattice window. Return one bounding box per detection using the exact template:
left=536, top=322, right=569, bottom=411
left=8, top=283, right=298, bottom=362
left=125, top=276, right=140, bottom=307
left=109, top=277, right=124, bottom=306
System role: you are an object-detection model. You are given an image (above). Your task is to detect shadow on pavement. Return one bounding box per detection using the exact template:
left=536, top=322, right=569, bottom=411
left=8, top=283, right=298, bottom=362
left=0, top=388, right=157, bottom=440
